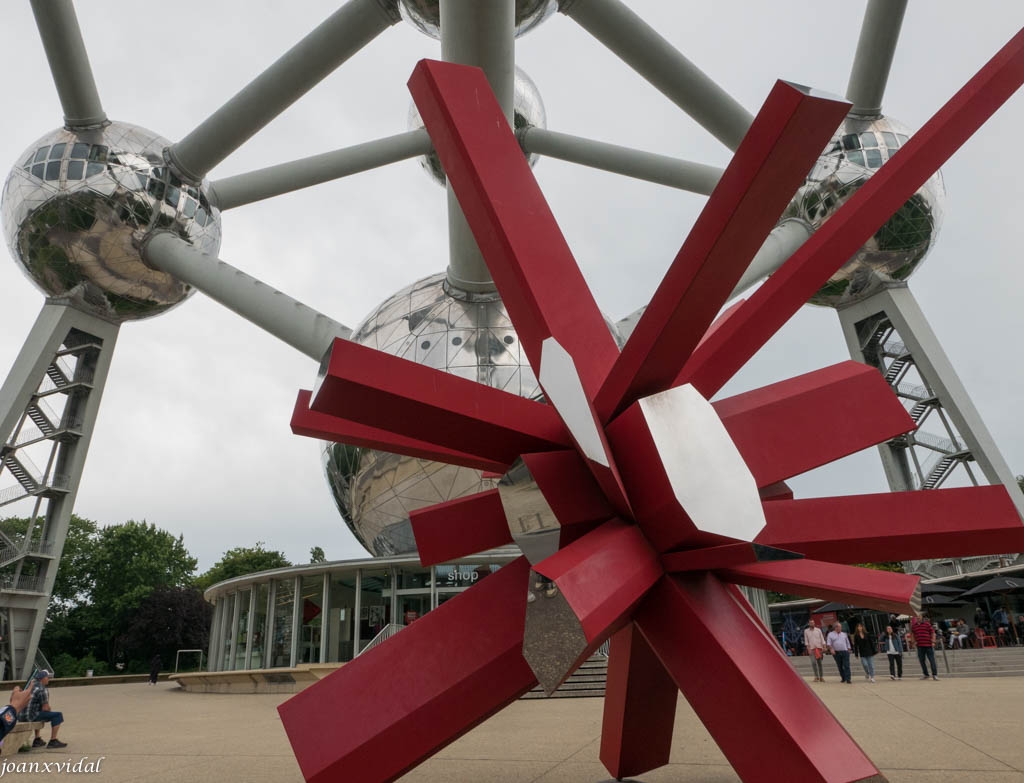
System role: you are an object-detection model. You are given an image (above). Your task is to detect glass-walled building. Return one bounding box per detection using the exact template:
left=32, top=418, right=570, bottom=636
left=203, top=553, right=516, bottom=671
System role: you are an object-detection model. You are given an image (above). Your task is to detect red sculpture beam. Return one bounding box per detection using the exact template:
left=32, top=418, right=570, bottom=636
left=757, top=485, right=1024, bottom=563
left=410, top=489, right=512, bottom=566
left=680, top=27, right=1024, bottom=397
left=635, top=573, right=884, bottom=782
left=409, top=59, right=619, bottom=401
left=290, top=390, right=508, bottom=474
left=279, top=558, right=536, bottom=783
left=716, top=558, right=922, bottom=615
left=594, top=80, right=850, bottom=422
left=525, top=520, right=661, bottom=693
left=714, top=361, right=915, bottom=487
left=311, top=337, right=569, bottom=466
left=600, top=624, right=678, bottom=780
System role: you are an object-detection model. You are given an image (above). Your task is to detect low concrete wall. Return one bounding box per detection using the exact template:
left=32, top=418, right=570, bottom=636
left=169, top=663, right=344, bottom=694
left=0, top=673, right=174, bottom=689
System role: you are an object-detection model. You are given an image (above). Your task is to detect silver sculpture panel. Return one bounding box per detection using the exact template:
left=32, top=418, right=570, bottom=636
left=781, top=115, right=945, bottom=308
left=497, top=457, right=562, bottom=565
left=1, top=122, right=222, bottom=322
left=638, top=384, right=766, bottom=542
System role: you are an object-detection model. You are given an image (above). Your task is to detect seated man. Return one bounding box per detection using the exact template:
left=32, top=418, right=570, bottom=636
left=18, top=670, right=66, bottom=749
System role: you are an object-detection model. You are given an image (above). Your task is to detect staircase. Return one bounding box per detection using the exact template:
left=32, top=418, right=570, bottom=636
left=788, top=647, right=1024, bottom=679
left=521, top=654, right=609, bottom=699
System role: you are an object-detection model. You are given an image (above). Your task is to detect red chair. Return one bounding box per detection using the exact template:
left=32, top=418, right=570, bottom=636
left=976, top=628, right=997, bottom=648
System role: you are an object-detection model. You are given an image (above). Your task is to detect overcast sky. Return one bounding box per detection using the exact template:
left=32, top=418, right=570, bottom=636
left=0, top=2, right=1021, bottom=572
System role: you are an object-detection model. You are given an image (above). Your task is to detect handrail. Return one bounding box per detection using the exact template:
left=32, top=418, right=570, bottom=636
left=913, top=430, right=966, bottom=453
left=355, top=623, right=405, bottom=657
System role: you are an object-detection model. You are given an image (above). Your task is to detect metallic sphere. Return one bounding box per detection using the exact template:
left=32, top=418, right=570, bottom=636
left=1, top=122, right=222, bottom=322
left=398, top=0, right=558, bottom=39
left=408, top=65, right=547, bottom=186
left=780, top=115, right=945, bottom=308
left=321, top=272, right=621, bottom=557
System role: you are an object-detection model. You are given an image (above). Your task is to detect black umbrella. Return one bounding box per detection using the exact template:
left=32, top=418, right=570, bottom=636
left=921, top=583, right=965, bottom=596
left=811, top=602, right=858, bottom=614
left=920, top=595, right=968, bottom=608
left=960, top=576, right=1024, bottom=597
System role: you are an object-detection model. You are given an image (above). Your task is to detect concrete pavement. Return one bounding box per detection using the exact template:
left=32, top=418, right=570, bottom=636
left=6, top=675, right=1023, bottom=781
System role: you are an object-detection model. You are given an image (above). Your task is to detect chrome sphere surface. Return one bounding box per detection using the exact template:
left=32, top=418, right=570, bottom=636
left=781, top=115, right=945, bottom=308
left=398, top=0, right=558, bottom=39
left=2, top=122, right=222, bottom=322
left=322, top=273, right=622, bottom=557
left=408, top=66, right=547, bottom=186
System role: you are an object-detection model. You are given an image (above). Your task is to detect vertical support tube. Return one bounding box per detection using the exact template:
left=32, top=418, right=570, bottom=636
left=440, top=0, right=515, bottom=294
left=353, top=569, right=362, bottom=655
left=244, top=588, right=258, bottom=670
left=29, top=0, right=107, bottom=127
left=320, top=572, right=330, bottom=664
left=430, top=565, right=438, bottom=611
left=265, top=581, right=277, bottom=669
left=846, top=0, right=909, bottom=117
left=228, top=591, right=242, bottom=671
left=207, top=599, right=222, bottom=672
left=290, top=576, right=302, bottom=668
left=388, top=566, right=398, bottom=624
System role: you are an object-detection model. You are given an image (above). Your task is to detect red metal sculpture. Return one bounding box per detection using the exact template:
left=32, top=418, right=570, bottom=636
left=281, top=29, right=1024, bottom=783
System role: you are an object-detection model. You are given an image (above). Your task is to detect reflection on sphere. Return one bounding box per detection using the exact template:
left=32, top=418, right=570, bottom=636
left=321, top=272, right=621, bottom=557
left=781, top=115, right=944, bottom=308
left=1, top=122, right=221, bottom=322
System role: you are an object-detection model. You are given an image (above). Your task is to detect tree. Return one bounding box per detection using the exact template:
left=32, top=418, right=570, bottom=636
left=88, top=520, right=197, bottom=623
left=309, top=546, right=326, bottom=564
left=0, top=514, right=98, bottom=606
left=196, top=542, right=290, bottom=591
left=38, top=519, right=198, bottom=662
left=121, top=586, right=213, bottom=668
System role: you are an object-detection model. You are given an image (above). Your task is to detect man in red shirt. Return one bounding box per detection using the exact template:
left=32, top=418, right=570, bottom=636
left=911, top=613, right=939, bottom=680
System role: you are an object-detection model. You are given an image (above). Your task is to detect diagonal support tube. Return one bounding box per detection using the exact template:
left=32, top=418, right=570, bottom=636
left=209, top=130, right=433, bottom=210
left=166, top=0, right=400, bottom=182
left=559, top=0, right=752, bottom=150
left=29, top=0, right=107, bottom=128
left=846, top=0, right=909, bottom=117
left=142, top=232, right=350, bottom=361
left=519, top=127, right=722, bottom=194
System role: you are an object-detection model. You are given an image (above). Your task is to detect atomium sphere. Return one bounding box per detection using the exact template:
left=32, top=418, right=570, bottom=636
left=1, top=122, right=222, bottom=322
left=780, top=115, right=945, bottom=308
left=321, top=272, right=621, bottom=557
left=398, top=0, right=558, bottom=39
left=408, top=65, right=547, bottom=186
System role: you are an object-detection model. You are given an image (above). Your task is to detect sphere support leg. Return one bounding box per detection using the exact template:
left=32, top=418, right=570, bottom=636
left=0, top=304, right=118, bottom=677
left=838, top=285, right=1024, bottom=578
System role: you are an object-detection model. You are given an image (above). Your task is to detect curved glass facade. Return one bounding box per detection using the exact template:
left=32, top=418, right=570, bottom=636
left=203, top=552, right=517, bottom=671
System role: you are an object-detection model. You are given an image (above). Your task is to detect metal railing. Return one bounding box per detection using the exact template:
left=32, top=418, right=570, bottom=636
left=894, top=382, right=930, bottom=401
left=355, top=623, right=405, bottom=657
left=0, top=574, right=45, bottom=593
left=912, top=430, right=965, bottom=454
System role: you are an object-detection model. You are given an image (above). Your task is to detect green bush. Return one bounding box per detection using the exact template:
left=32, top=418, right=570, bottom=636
left=48, top=652, right=109, bottom=678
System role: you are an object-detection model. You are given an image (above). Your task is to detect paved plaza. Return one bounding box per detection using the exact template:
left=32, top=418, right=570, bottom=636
left=1, top=675, right=1021, bottom=782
